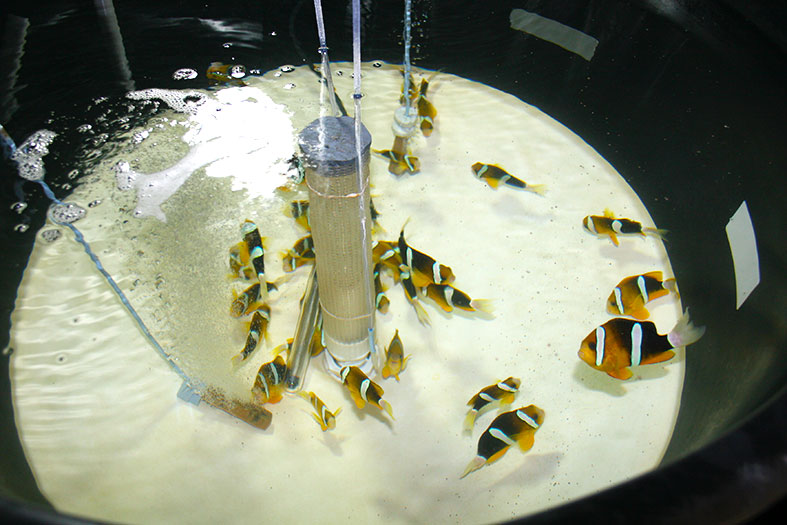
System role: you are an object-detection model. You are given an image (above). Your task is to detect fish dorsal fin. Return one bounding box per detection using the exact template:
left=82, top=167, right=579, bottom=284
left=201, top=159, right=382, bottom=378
left=603, top=208, right=616, bottom=218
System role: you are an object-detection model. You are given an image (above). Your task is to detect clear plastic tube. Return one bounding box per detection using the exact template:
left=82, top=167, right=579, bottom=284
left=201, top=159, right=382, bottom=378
left=285, top=267, right=320, bottom=391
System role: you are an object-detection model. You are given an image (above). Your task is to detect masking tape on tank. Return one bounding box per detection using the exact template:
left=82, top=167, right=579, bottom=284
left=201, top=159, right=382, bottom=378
left=725, top=201, right=760, bottom=309
left=509, top=9, right=599, bottom=61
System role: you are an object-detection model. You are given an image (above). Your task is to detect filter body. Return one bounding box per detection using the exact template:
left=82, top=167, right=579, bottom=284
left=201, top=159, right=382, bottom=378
left=298, top=116, right=375, bottom=374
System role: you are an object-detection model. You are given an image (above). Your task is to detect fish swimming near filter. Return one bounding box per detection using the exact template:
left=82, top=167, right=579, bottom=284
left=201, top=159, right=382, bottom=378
left=578, top=309, right=705, bottom=380
left=282, top=252, right=313, bottom=273
left=461, top=405, right=545, bottom=479
left=372, top=240, right=402, bottom=279
left=340, top=366, right=394, bottom=419
left=230, top=282, right=261, bottom=318
left=400, top=266, right=431, bottom=326
left=252, top=355, right=287, bottom=404
left=373, top=146, right=421, bottom=176
left=381, top=329, right=410, bottom=381
left=397, top=220, right=456, bottom=288
left=471, top=162, right=547, bottom=195
left=374, top=264, right=391, bottom=314
left=241, top=220, right=266, bottom=282
left=417, top=77, right=437, bottom=136
left=464, top=377, right=521, bottom=432
left=607, top=271, right=680, bottom=320
left=298, top=390, right=342, bottom=431
left=272, top=338, right=294, bottom=358
left=229, top=241, right=251, bottom=280
left=285, top=200, right=311, bottom=231
left=582, top=208, right=668, bottom=247
left=420, top=283, right=494, bottom=315
left=309, top=317, right=326, bottom=357
left=288, top=235, right=315, bottom=259
left=231, top=305, right=271, bottom=365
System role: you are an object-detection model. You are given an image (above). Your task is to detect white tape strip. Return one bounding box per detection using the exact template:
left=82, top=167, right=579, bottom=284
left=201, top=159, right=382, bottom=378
left=725, top=201, right=760, bottom=309
left=510, top=9, right=599, bottom=61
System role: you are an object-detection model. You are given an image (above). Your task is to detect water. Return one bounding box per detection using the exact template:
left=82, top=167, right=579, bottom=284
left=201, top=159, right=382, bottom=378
left=7, top=62, right=686, bottom=523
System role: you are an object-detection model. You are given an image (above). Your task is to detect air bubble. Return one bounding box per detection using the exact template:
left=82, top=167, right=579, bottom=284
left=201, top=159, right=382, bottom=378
left=114, top=161, right=136, bottom=190
left=372, top=61, right=383, bottom=68
left=223, top=42, right=232, bottom=48
left=126, top=89, right=207, bottom=114
left=249, top=69, right=261, bottom=75
left=172, top=68, right=198, bottom=80
left=270, top=31, right=277, bottom=36
left=14, top=224, right=29, bottom=233
left=280, top=65, right=295, bottom=73
left=48, top=202, right=86, bottom=224
left=284, top=83, right=296, bottom=90
left=41, top=229, right=61, bottom=242
left=10, top=202, right=27, bottom=214
left=68, top=169, right=79, bottom=179
left=10, top=129, right=57, bottom=181
left=77, top=124, right=92, bottom=133
left=132, top=130, right=150, bottom=144
left=336, top=71, right=344, bottom=76
left=274, top=72, right=282, bottom=78
left=229, top=65, right=247, bottom=79
left=88, top=199, right=102, bottom=208
left=2, top=347, right=12, bottom=357
left=61, top=183, right=72, bottom=190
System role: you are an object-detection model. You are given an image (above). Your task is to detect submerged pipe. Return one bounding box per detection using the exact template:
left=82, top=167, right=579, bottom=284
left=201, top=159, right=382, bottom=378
left=284, top=267, right=320, bottom=391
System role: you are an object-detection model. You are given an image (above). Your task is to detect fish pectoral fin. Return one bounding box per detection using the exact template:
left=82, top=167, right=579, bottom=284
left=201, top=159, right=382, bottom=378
left=484, top=176, right=502, bottom=189
left=607, top=367, right=633, bottom=380
left=608, top=233, right=620, bottom=247
left=640, top=350, right=675, bottom=365
left=310, top=411, right=328, bottom=431
left=631, top=307, right=651, bottom=321
left=347, top=389, right=366, bottom=410
left=517, top=432, right=535, bottom=452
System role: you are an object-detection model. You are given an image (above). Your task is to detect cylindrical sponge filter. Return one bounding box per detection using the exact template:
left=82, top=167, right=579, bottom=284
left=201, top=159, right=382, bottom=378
left=298, top=116, right=375, bottom=374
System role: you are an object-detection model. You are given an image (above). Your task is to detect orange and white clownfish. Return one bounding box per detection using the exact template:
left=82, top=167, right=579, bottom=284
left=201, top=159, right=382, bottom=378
left=373, top=264, right=391, bottom=314
left=298, top=390, right=342, bottom=431
left=420, top=283, right=493, bottom=315
left=397, top=220, right=455, bottom=288
left=229, top=241, right=251, bottom=280
left=372, top=240, right=402, bottom=280
left=417, top=78, right=437, bottom=136
left=252, top=355, right=287, bottom=404
left=285, top=200, right=310, bottom=231
left=461, top=405, right=545, bottom=478
left=582, top=208, right=668, bottom=247
left=340, top=366, right=394, bottom=419
left=471, top=163, right=546, bottom=195
left=607, top=271, right=680, bottom=320
left=231, top=305, right=271, bottom=365
left=230, top=282, right=261, bottom=318
left=463, top=377, right=521, bottom=432
left=381, top=329, right=410, bottom=381
left=399, top=265, right=431, bottom=326
left=578, top=309, right=705, bottom=380
left=241, top=220, right=266, bottom=283
left=373, top=146, right=421, bottom=176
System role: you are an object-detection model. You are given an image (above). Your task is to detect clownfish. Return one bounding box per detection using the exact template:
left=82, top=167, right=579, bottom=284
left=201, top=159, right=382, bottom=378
left=285, top=200, right=310, bottom=231
left=471, top=163, right=546, bottom=195
left=582, top=208, right=668, bottom=247
left=607, top=271, right=680, bottom=320
left=340, top=366, right=394, bottom=419
left=272, top=338, right=294, bottom=358
left=463, top=377, right=521, bottom=432
left=372, top=240, right=402, bottom=279
left=373, top=146, right=421, bottom=176
left=228, top=242, right=250, bottom=280
left=230, top=283, right=261, bottom=318
left=381, top=329, right=410, bottom=381
left=397, top=221, right=456, bottom=288
left=461, top=405, right=545, bottom=479
left=230, top=305, right=271, bottom=365
left=374, top=264, right=391, bottom=314
left=420, top=283, right=493, bottom=315
left=252, top=355, right=287, bottom=404
left=289, top=235, right=315, bottom=259
left=298, top=390, right=341, bottom=431
left=399, top=266, right=431, bottom=326
left=282, top=253, right=313, bottom=273
left=206, top=62, right=247, bottom=86
left=417, top=78, right=437, bottom=136
left=241, top=220, right=266, bottom=282
left=309, top=317, right=326, bottom=357
left=578, top=309, right=705, bottom=380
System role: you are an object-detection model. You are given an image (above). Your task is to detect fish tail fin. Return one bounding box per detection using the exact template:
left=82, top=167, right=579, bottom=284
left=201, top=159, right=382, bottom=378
left=271, top=273, right=293, bottom=290
left=380, top=399, right=395, bottom=420
left=333, top=406, right=342, bottom=418
left=413, top=301, right=431, bottom=326
left=526, top=183, right=548, bottom=196
left=668, top=308, right=706, bottom=348
left=470, top=299, right=495, bottom=315
left=663, top=278, right=680, bottom=299
left=463, top=411, right=477, bottom=433
left=644, top=227, right=669, bottom=242
left=230, top=353, right=245, bottom=367
left=460, top=456, right=486, bottom=479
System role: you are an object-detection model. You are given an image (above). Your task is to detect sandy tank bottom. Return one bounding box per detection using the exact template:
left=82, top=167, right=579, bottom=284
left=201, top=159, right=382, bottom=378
left=8, top=62, right=685, bottom=524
